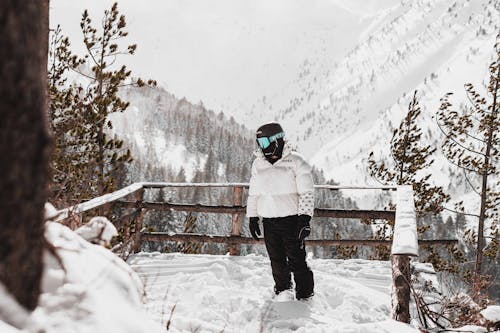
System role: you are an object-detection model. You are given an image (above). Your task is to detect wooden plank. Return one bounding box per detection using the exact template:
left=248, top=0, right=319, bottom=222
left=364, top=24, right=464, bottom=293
left=132, top=189, right=145, bottom=253
left=140, top=233, right=457, bottom=247
left=126, top=202, right=245, bottom=214
left=115, top=201, right=396, bottom=220
left=314, top=209, right=395, bottom=220
left=315, top=185, right=397, bottom=191
left=141, top=182, right=249, bottom=188
left=50, top=183, right=144, bottom=222
left=140, top=182, right=397, bottom=191
left=141, top=233, right=392, bottom=246
left=229, top=186, right=244, bottom=255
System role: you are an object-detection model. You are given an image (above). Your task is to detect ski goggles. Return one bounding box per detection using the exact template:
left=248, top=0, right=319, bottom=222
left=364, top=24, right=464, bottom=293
left=256, top=131, right=285, bottom=149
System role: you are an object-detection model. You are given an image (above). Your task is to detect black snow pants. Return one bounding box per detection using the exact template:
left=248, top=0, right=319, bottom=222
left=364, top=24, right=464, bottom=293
left=263, top=215, right=314, bottom=299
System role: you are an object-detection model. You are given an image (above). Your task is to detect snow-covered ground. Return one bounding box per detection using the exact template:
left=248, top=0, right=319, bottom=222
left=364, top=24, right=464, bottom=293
left=129, top=252, right=419, bottom=333
left=3, top=220, right=499, bottom=332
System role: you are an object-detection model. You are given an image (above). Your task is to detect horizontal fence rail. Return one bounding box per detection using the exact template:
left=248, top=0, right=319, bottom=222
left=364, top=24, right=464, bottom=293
left=141, top=232, right=458, bottom=247
left=115, top=201, right=397, bottom=220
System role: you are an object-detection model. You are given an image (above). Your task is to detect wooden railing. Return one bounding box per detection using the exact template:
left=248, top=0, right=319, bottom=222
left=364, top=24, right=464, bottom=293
left=48, top=182, right=457, bottom=324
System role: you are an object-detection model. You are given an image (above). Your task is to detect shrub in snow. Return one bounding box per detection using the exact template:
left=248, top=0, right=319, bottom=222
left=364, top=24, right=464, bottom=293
left=445, top=293, right=486, bottom=327
left=408, top=264, right=500, bottom=332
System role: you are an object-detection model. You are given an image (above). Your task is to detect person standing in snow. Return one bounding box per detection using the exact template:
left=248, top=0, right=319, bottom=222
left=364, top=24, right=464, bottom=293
left=246, top=122, right=315, bottom=300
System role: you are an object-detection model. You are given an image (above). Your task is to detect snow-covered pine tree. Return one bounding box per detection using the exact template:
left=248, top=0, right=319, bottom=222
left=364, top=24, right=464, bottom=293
left=368, top=91, right=451, bottom=265
left=436, top=38, right=499, bottom=285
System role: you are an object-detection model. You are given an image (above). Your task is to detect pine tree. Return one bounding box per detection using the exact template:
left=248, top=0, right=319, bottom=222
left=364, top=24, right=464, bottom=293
left=76, top=3, right=155, bottom=196
left=48, top=3, right=156, bottom=207
left=368, top=91, right=450, bottom=262
left=48, top=26, right=90, bottom=205
left=436, top=39, right=499, bottom=280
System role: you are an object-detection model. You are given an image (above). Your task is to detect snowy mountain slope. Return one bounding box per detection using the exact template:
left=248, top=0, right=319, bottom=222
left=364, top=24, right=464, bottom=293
left=305, top=0, right=499, bottom=224
left=107, top=86, right=255, bottom=185
left=307, top=0, right=499, bottom=186
left=129, top=252, right=422, bottom=332
left=108, top=88, right=204, bottom=182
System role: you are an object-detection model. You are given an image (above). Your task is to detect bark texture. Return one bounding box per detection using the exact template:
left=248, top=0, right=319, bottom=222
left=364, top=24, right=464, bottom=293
left=391, top=255, right=411, bottom=323
left=0, top=0, right=50, bottom=310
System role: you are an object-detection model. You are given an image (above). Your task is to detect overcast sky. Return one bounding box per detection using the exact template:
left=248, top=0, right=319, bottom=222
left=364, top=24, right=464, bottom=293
left=49, top=0, right=398, bottom=123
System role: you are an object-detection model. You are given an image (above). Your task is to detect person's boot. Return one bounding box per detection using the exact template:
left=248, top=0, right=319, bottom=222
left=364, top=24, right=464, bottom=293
left=274, top=281, right=292, bottom=295
left=296, top=291, right=314, bottom=301
left=294, top=270, right=314, bottom=300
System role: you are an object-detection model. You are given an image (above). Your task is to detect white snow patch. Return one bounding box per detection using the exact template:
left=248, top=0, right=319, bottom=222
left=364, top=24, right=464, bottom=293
left=129, top=252, right=421, bottom=332
left=481, top=305, right=500, bottom=323
left=449, top=325, right=487, bottom=333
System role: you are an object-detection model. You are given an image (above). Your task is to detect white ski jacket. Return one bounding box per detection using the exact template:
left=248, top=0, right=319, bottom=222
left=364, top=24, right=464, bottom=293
left=246, top=143, right=315, bottom=218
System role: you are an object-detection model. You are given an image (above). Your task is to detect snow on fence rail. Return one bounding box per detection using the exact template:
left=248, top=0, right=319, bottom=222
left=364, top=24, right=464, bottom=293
left=50, top=182, right=456, bottom=324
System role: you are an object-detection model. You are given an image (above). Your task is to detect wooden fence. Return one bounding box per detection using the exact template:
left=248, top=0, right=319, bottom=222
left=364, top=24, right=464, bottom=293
left=49, top=182, right=457, bottom=324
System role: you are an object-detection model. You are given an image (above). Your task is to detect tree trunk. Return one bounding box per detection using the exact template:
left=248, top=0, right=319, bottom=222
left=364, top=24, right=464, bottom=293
left=0, top=0, right=51, bottom=311
left=475, top=63, right=500, bottom=277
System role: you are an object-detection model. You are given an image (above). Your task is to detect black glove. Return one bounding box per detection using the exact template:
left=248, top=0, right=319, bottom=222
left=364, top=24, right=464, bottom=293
left=249, top=217, right=261, bottom=240
left=297, top=215, right=311, bottom=241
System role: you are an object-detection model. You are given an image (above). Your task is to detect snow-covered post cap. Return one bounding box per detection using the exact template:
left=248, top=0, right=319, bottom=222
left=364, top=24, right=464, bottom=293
left=391, top=185, right=419, bottom=257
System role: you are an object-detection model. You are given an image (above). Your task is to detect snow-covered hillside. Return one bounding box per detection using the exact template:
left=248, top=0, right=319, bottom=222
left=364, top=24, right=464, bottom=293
left=106, top=86, right=255, bottom=185
left=305, top=0, right=499, bottom=186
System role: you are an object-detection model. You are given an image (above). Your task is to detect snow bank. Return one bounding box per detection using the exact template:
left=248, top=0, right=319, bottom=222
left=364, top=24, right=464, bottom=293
left=0, top=221, right=160, bottom=333
left=130, top=252, right=421, bottom=332
left=481, top=305, right=500, bottom=323
left=0, top=321, right=23, bottom=333
left=0, top=283, right=30, bottom=330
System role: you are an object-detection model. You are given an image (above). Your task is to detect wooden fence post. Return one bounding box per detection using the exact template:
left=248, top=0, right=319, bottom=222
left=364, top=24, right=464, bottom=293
left=391, top=254, right=411, bottom=323
left=132, top=188, right=145, bottom=253
left=229, top=186, right=244, bottom=255
left=391, top=185, right=418, bottom=324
